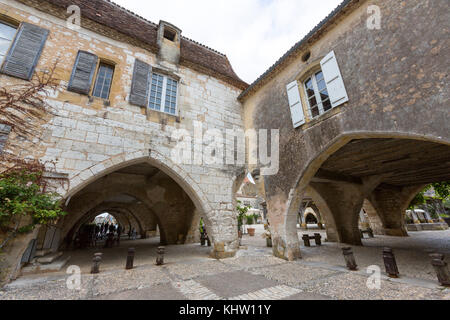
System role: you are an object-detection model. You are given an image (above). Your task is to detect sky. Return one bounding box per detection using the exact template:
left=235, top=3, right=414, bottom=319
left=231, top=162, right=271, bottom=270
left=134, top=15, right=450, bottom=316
left=112, top=0, right=343, bottom=84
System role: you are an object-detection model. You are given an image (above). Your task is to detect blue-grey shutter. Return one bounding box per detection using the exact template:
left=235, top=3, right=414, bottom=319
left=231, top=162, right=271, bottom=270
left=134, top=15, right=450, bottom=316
left=68, top=51, right=98, bottom=95
left=286, top=81, right=305, bottom=128
left=129, top=59, right=151, bottom=107
left=1, top=22, right=49, bottom=80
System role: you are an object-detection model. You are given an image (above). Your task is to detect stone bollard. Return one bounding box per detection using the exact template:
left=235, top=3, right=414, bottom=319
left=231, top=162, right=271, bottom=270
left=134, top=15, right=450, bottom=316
left=314, top=233, right=322, bottom=246
left=430, top=253, right=450, bottom=287
left=302, top=235, right=311, bottom=247
left=383, top=248, right=400, bottom=278
left=126, top=248, right=135, bottom=270
left=342, top=247, right=358, bottom=271
left=156, top=246, right=165, bottom=266
left=91, top=253, right=102, bottom=274
left=200, top=233, right=206, bottom=246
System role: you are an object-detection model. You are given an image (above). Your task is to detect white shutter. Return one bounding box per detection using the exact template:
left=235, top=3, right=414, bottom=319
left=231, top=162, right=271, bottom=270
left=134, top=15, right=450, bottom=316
left=320, top=51, right=349, bottom=108
left=286, top=81, right=305, bottom=128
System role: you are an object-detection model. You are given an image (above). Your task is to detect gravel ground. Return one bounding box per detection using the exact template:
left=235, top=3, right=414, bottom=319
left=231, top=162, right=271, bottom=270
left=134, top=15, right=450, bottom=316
left=0, top=229, right=449, bottom=300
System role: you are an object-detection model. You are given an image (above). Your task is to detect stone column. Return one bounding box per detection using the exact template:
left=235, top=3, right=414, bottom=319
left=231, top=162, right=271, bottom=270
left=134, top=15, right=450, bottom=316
left=369, top=185, right=426, bottom=236
left=310, top=176, right=382, bottom=246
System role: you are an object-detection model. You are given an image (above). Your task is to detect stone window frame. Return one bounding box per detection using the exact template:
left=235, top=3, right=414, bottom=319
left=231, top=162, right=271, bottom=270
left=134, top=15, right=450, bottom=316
left=147, top=67, right=180, bottom=117
left=295, top=57, right=332, bottom=123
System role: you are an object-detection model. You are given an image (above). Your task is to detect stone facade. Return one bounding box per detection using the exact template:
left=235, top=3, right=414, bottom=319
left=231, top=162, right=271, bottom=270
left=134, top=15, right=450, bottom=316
left=241, top=0, right=450, bottom=260
left=0, top=0, right=247, bottom=280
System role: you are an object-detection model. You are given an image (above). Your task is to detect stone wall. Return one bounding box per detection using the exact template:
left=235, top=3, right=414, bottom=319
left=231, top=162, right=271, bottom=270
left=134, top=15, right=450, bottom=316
left=0, top=0, right=245, bottom=260
left=242, top=0, right=450, bottom=259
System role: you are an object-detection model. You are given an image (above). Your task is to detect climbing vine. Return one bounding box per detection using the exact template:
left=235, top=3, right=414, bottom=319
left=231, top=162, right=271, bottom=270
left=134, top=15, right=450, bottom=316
left=0, top=157, right=67, bottom=249
left=0, top=61, right=67, bottom=249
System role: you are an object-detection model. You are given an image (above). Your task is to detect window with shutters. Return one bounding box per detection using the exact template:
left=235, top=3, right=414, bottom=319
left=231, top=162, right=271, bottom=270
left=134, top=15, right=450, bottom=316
left=92, top=63, right=114, bottom=99
left=148, top=73, right=178, bottom=116
left=303, top=70, right=332, bottom=119
left=0, top=21, right=17, bottom=65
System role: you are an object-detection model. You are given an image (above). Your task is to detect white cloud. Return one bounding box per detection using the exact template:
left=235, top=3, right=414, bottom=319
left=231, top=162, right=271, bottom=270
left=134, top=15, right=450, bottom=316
left=112, top=0, right=343, bottom=83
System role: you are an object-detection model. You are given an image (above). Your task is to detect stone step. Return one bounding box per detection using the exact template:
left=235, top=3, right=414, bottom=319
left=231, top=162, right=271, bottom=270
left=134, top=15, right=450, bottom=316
left=36, top=252, right=63, bottom=264
left=22, top=256, right=71, bottom=275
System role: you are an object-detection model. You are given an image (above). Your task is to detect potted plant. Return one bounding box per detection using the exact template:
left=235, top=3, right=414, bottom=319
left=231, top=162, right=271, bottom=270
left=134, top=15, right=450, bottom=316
left=245, top=214, right=256, bottom=236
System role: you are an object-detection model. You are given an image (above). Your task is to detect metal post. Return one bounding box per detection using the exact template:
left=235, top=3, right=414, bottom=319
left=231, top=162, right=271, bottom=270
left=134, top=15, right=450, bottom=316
left=91, top=253, right=102, bottom=274
left=126, top=248, right=135, bottom=270
left=342, top=247, right=358, bottom=271
left=430, top=253, right=450, bottom=287
left=302, top=235, right=311, bottom=247
left=156, top=246, right=165, bottom=266
left=383, top=247, right=400, bottom=278
left=314, top=233, right=322, bottom=246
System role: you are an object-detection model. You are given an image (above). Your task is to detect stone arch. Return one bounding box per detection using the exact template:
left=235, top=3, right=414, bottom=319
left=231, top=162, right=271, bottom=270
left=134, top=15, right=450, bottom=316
left=276, top=132, right=450, bottom=260
left=65, top=150, right=212, bottom=217
left=61, top=151, right=214, bottom=243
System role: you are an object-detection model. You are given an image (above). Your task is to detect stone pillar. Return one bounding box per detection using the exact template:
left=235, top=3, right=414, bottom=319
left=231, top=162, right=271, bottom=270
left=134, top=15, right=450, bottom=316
left=310, top=176, right=382, bottom=246
left=369, top=185, right=426, bottom=236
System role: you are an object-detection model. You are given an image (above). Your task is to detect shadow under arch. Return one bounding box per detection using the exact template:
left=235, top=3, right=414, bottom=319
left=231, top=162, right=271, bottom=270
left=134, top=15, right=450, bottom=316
left=57, top=151, right=221, bottom=252
left=65, top=152, right=213, bottom=219
left=279, top=132, right=450, bottom=260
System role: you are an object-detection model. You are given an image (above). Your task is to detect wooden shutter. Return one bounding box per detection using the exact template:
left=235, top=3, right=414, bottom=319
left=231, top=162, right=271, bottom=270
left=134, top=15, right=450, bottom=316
left=320, top=50, right=349, bottom=108
left=1, top=22, right=49, bottom=80
left=129, top=59, right=152, bottom=107
left=286, top=81, right=305, bottom=128
left=68, top=51, right=98, bottom=95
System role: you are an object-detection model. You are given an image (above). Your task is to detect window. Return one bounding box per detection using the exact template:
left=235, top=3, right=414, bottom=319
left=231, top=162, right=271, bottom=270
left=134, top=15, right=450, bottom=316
left=92, top=63, right=114, bottom=99
left=0, top=21, right=17, bottom=65
left=149, top=73, right=178, bottom=115
left=304, top=70, right=332, bottom=119
left=163, top=28, right=176, bottom=42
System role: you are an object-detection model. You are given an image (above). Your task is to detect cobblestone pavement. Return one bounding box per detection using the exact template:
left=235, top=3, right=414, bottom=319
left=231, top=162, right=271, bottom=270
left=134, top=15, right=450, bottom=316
left=0, top=230, right=449, bottom=300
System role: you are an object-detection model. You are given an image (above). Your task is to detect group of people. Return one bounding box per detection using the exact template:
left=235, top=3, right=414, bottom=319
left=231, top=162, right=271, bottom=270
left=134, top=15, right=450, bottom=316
left=72, top=222, right=139, bottom=250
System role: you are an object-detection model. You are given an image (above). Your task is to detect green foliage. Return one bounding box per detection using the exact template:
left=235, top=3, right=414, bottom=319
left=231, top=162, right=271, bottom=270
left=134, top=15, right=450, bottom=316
left=0, top=170, right=67, bottom=234
left=408, top=189, right=427, bottom=210
left=245, top=213, right=260, bottom=225
left=408, top=182, right=450, bottom=210
left=431, top=182, right=450, bottom=201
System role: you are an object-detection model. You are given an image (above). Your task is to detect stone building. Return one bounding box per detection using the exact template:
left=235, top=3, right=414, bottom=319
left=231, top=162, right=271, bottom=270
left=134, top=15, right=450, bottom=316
left=0, top=0, right=248, bottom=279
left=240, top=0, right=449, bottom=260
